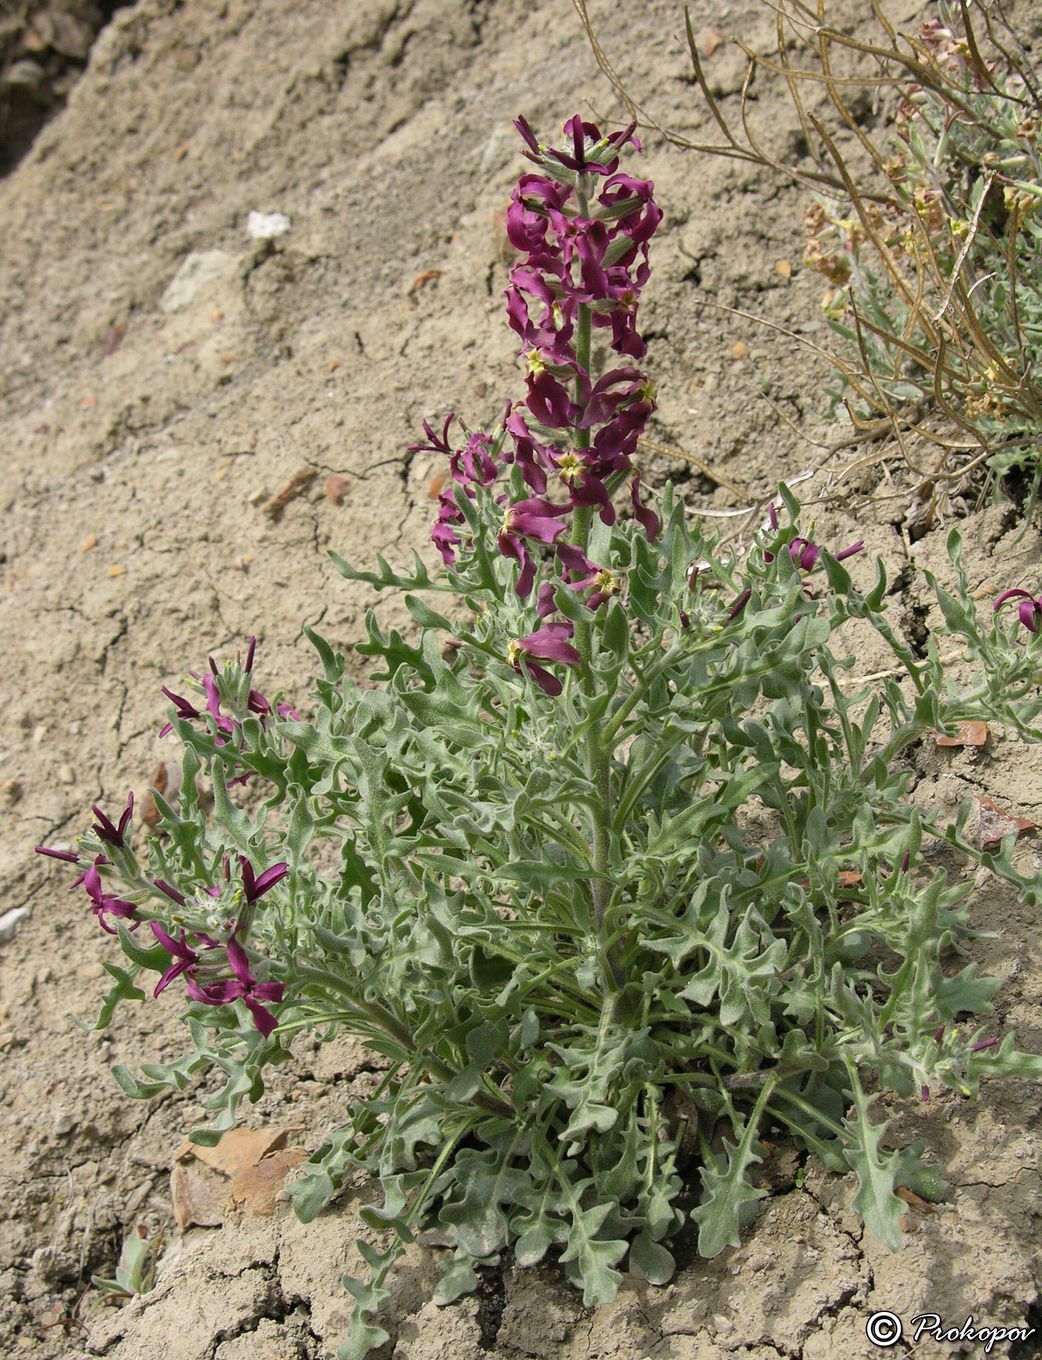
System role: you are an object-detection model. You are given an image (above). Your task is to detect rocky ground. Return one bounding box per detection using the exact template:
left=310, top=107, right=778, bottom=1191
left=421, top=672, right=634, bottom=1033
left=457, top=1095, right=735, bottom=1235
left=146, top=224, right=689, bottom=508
left=1, top=0, right=1041, bottom=1357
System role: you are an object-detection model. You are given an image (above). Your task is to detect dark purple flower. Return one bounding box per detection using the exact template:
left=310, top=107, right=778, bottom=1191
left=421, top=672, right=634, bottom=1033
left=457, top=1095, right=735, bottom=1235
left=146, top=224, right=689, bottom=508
left=159, top=686, right=201, bottom=738
left=729, top=588, right=753, bottom=619
left=239, top=854, right=289, bottom=904
left=154, top=877, right=187, bottom=907
left=515, top=115, right=640, bottom=177
left=186, top=935, right=285, bottom=1037
left=547, top=115, right=634, bottom=176
left=83, top=861, right=139, bottom=935
left=203, top=674, right=237, bottom=737
left=150, top=922, right=205, bottom=997
left=34, top=845, right=81, bottom=864
left=562, top=553, right=622, bottom=610
left=598, top=172, right=661, bottom=246
left=503, top=409, right=551, bottom=494
left=91, top=792, right=134, bottom=849
left=432, top=486, right=466, bottom=565
left=766, top=535, right=865, bottom=572
left=246, top=688, right=271, bottom=717
left=630, top=472, right=660, bottom=539
left=507, top=620, right=582, bottom=696
left=592, top=403, right=649, bottom=465
left=577, top=368, right=647, bottom=427
left=451, top=432, right=498, bottom=488
left=569, top=469, right=615, bottom=525
left=789, top=537, right=822, bottom=571
left=406, top=412, right=456, bottom=457
left=513, top=115, right=542, bottom=159
left=499, top=497, right=571, bottom=596
left=994, top=587, right=1042, bottom=634
left=525, top=370, right=583, bottom=429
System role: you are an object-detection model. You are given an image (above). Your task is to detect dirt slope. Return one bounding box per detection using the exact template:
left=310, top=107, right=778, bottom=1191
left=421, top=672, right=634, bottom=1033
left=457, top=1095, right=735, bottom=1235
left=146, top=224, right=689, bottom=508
left=0, top=1, right=1040, bottom=1357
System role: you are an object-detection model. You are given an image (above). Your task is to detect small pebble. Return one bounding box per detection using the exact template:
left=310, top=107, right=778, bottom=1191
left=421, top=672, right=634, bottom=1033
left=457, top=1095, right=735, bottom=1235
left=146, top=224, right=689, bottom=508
left=53, top=1113, right=75, bottom=1137
left=0, top=905, right=31, bottom=944
left=247, top=210, right=291, bottom=240
left=57, top=764, right=75, bottom=785
left=324, top=474, right=351, bottom=504
left=77, top=961, right=104, bottom=979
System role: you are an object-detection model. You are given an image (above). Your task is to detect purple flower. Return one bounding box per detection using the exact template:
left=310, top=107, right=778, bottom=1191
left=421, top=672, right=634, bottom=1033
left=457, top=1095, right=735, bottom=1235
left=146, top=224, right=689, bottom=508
left=451, top=432, right=498, bottom=488
left=629, top=473, right=660, bottom=540
left=424, top=115, right=663, bottom=580
left=239, top=853, right=289, bottom=904
left=432, top=486, right=466, bottom=565
left=406, top=412, right=456, bottom=457
left=567, top=467, right=615, bottom=525
left=549, top=115, right=640, bottom=175
left=159, top=686, right=201, bottom=738
left=557, top=539, right=621, bottom=606
left=160, top=640, right=294, bottom=754
left=789, top=538, right=822, bottom=572
left=765, top=534, right=865, bottom=572
left=503, top=409, right=551, bottom=494
left=994, top=587, right=1042, bottom=634
left=728, top=588, right=753, bottom=619
left=91, top=792, right=134, bottom=849
left=34, top=845, right=81, bottom=864
left=186, top=935, right=285, bottom=1037
left=525, top=371, right=583, bottom=429
left=203, top=674, right=237, bottom=737
left=154, top=877, right=187, bottom=907
left=150, top=923, right=208, bottom=997
left=83, top=861, right=139, bottom=935
left=499, top=497, right=571, bottom=596
left=507, top=621, right=582, bottom=696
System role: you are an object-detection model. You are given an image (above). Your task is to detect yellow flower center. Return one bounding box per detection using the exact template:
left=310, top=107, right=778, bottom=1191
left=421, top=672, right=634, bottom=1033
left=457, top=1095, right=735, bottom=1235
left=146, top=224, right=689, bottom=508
left=506, top=640, right=522, bottom=667
left=557, top=452, right=583, bottom=482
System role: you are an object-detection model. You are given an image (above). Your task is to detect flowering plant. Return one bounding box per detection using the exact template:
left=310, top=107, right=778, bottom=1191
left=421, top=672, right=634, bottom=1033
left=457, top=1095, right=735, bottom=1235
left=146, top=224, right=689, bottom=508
left=39, top=117, right=1042, bottom=1359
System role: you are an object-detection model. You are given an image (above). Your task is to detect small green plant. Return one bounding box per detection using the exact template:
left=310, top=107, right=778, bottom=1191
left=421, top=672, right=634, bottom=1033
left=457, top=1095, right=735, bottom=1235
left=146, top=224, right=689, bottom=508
left=90, top=1227, right=163, bottom=1302
left=37, top=116, right=1042, bottom=1359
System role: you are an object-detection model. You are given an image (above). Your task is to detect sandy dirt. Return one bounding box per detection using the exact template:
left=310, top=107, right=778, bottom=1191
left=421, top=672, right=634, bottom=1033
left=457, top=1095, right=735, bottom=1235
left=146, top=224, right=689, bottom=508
left=1, top=1, right=1041, bottom=1357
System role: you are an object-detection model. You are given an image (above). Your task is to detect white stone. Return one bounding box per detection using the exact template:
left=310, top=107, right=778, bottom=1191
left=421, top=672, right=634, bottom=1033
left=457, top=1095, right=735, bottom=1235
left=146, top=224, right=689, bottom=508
left=0, top=905, right=31, bottom=944
left=246, top=211, right=291, bottom=241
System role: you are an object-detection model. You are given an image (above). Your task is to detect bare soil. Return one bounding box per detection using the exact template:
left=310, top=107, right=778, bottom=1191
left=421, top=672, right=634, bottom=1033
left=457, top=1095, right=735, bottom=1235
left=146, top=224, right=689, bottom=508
left=1, top=1, right=1040, bottom=1357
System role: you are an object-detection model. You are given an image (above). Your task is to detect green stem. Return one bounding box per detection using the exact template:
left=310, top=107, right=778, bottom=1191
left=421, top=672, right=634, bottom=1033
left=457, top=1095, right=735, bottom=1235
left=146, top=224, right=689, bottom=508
left=567, top=187, right=614, bottom=964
